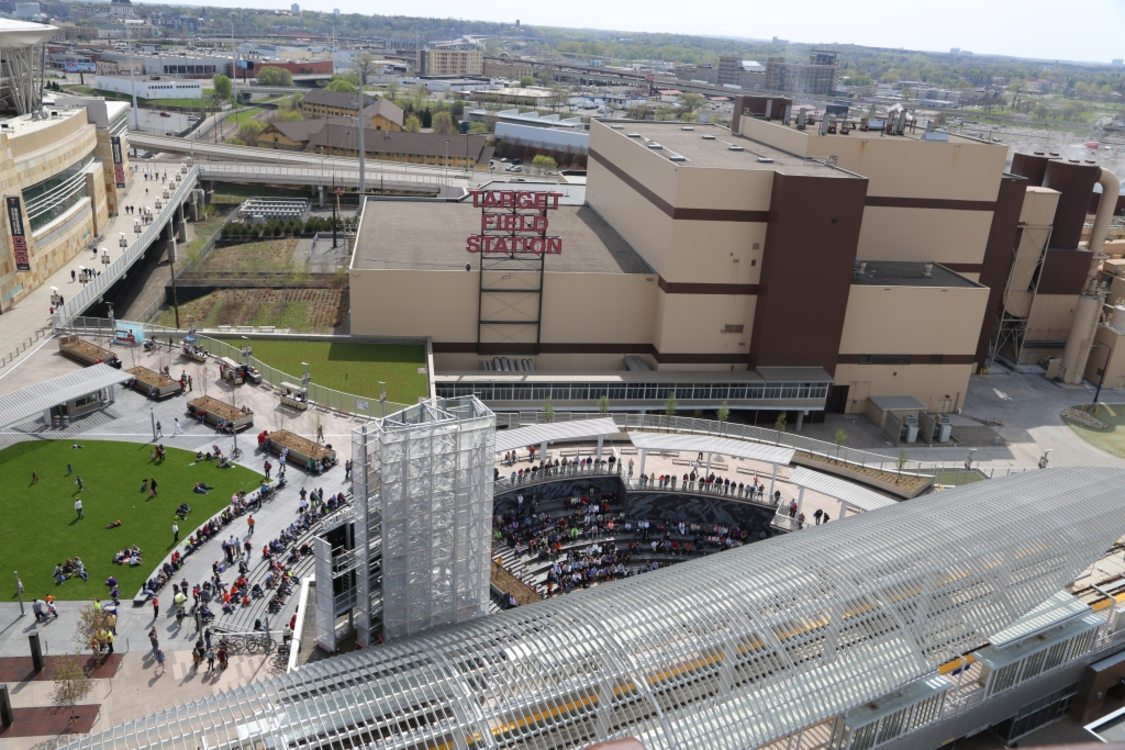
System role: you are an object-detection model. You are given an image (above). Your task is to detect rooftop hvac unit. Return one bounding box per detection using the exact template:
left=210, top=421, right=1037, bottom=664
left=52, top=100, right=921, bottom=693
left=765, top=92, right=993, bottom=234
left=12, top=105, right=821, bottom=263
left=936, top=414, right=952, bottom=443
left=701, top=134, right=716, bottom=140
left=626, top=132, right=642, bottom=138
left=647, top=143, right=663, bottom=150
left=902, top=415, right=919, bottom=444
left=680, top=126, right=694, bottom=131
left=728, top=145, right=744, bottom=151
left=756, top=157, right=774, bottom=164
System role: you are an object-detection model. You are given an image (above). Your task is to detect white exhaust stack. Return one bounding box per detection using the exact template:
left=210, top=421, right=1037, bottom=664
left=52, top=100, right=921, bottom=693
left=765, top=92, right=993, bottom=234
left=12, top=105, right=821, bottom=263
left=1060, top=167, right=1119, bottom=384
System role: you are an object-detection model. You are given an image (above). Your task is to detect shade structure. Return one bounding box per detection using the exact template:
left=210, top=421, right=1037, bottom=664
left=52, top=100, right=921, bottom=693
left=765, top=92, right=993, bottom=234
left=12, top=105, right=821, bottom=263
left=788, top=466, right=896, bottom=512
left=0, top=363, right=131, bottom=429
left=494, top=417, right=619, bottom=454
left=61, top=467, right=1125, bottom=750
left=628, top=431, right=795, bottom=466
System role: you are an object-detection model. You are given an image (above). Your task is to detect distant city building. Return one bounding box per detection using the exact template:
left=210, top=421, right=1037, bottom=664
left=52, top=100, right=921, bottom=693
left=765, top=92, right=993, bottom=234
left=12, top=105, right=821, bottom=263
left=418, top=48, right=482, bottom=77
left=290, top=2, right=299, bottom=12
left=93, top=75, right=202, bottom=100
left=765, top=49, right=839, bottom=96
left=482, top=56, right=533, bottom=80
left=107, top=0, right=134, bottom=19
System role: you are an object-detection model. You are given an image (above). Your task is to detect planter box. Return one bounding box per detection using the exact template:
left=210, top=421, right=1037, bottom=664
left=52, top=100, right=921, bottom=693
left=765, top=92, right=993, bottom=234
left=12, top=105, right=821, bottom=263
left=793, top=451, right=932, bottom=499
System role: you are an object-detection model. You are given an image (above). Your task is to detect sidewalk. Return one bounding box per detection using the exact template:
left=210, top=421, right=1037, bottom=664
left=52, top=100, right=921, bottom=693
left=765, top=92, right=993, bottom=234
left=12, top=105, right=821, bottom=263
left=0, top=161, right=185, bottom=372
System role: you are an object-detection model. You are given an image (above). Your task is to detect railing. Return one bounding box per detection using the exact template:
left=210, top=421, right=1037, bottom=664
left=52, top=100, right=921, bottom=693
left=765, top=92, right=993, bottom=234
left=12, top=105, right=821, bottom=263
left=50, top=165, right=200, bottom=328
left=493, top=461, right=623, bottom=493
left=0, top=323, right=52, bottom=371
left=196, top=162, right=448, bottom=188
left=54, top=318, right=415, bottom=419
left=493, top=411, right=1015, bottom=476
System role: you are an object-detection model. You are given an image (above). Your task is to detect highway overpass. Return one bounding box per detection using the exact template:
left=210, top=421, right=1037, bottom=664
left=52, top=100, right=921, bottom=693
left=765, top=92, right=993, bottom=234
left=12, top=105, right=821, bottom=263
left=128, top=133, right=473, bottom=189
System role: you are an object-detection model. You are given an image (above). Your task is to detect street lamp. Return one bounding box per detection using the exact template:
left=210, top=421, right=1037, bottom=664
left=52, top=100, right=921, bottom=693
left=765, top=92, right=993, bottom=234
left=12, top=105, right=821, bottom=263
left=443, top=140, right=449, bottom=186
left=14, top=570, right=24, bottom=617
left=150, top=406, right=157, bottom=441
left=1090, top=341, right=1112, bottom=412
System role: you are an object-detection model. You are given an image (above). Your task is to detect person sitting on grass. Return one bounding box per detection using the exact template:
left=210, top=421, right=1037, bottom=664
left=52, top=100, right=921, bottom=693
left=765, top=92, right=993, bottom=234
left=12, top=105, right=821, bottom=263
left=193, top=482, right=213, bottom=494
left=54, top=563, right=66, bottom=585
left=106, top=519, right=123, bottom=529
left=139, top=478, right=148, bottom=493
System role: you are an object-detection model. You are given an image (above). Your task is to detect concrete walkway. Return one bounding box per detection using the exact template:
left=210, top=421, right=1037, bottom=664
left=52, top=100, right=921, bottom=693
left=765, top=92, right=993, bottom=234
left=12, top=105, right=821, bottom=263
left=0, top=161, right=186, bottom=373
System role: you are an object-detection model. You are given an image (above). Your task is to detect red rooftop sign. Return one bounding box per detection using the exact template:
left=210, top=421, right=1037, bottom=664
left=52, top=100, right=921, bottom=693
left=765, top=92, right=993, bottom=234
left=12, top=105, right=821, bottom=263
left=466, top=189, right=564, bottom=256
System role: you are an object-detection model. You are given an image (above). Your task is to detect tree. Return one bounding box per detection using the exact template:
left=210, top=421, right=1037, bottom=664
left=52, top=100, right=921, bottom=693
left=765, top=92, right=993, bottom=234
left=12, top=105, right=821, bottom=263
left=626, top=104, right=648, bottom=120
left=432, top=111, right=456, bottom=135
left=678, top=92, right=705, bottom=113
left=403, top=115, right=421, bottom=132
left=74, top=604, right=115, bottom=654
left=664, top=393, right=678, bottom=418
left=519, top=76, right=535, bottom=87
left=834, top=428, right=848, bottom=460
left=51, top=655, right=92, bottom=724
left=597, top=394, right=609, bottom=415
left=257, top=66, right=293, bottom=86
left=531, top=154, right=558, bottom=173
left=325, top=72, right=359, bottom=93
left=896, top=448, right=909, bottom=477
left=237, top=119, right=265, bottom=144
left=543, top=400, right=555, bottom=423
left=212, top=74, right=233, bottom=103
left=717, top=401, right=730, bottom=434
left=774, top=412, right=788, bottom=439
left=468, top=121, right=489, bottom=135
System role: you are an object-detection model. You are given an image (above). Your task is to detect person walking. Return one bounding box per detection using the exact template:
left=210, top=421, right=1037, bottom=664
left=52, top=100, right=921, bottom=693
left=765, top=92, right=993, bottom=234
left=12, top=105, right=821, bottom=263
left=152, top=595, right=160, bottom=620
left=74, top=497, right=84, bottom=519
left=75, top=474, right=84, bottom=492
left=148, top=627, right=159, bottom=656
left=31, top=471, right=38, bottom=485
left=66, top=462, right=73, bottom=475
left=173, top=417, right=182, bottom=436
left=263, top=460, right=272, bottom=480
left=247, top=515, right=255, bottom=537
left=172, top=521, right=180, bottom=544
left=155, top=420, right=163, bottom=437
left=154, top=647, right=165, bottom=675
left=206, top=646, right=216, bottom=672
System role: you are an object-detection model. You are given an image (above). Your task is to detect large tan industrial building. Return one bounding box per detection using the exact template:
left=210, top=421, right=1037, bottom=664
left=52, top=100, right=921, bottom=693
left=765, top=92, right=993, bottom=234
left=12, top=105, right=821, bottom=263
left=350, top=96, right=1122, bottom=419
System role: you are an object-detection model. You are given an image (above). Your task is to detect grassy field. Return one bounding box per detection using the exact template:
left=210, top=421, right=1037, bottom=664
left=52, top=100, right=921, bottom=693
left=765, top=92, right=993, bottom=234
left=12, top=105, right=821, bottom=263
left=0, top=441, right=261, bottom=601
left=227, top=107, right=264, bottom=126
left=197, top=238, right=299, bottom=273
left=1062, top=403, right=1125, bottom=459
left=243, top=339, right=428, bottom=404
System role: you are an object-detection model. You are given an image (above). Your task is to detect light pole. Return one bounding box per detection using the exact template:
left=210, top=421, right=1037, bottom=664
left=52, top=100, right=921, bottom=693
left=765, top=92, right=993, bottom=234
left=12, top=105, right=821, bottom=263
left=443, top=140, right=449, bottom=186
left=150, top=406, right=156, bottom=441
left=1090, top=341, right=1111, bottom=412
left=14, top=571, right=24, bottom=617
left=378, top=381, right=387, bottom=419
left=127, top=23, right=139, bottom=129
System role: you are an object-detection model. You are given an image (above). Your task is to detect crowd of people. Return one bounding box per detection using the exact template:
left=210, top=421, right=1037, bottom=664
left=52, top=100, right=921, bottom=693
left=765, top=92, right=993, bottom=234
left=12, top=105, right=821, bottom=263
left=499, top=455, right=618, bottom=485
left=493, top=486, right=759, bottom=602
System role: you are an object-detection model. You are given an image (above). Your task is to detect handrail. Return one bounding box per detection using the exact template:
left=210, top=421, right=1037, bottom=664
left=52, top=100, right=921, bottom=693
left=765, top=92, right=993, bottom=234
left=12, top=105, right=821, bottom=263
left=50, top=165, right=200, bottom=328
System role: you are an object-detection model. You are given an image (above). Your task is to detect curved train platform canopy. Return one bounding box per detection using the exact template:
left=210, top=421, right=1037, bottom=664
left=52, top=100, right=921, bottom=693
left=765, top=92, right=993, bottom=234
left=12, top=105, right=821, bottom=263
left=64, top=467, right=1125, bottom=750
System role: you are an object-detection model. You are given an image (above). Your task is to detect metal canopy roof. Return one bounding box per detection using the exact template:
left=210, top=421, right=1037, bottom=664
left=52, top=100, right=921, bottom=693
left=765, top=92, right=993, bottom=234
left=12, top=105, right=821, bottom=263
left=789, top=466, right=897, bottom=511
left=494, top=417, right=618, bottom=453
left=0, top=19, right=57, bottom=48
left=988, top=589, right=1092, bottom=648
left=629, top=431, right=795, bottom=466
left=0, top=364, right=130, bottom=429
left=66, top=467, right=1125, bottom=750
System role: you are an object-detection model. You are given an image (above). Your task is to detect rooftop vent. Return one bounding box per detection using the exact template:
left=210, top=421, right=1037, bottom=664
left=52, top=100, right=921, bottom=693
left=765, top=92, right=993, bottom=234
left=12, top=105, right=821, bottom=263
left=669, top=155, right=687, bottom=162
left=610, top=124, right=624, bottom=129
left=728, top=145, right=745, bottom=152
left=648, top=143, right=664, bottom=150
left=701, top=134, right=716, bottom=140
left=680, top=126, right=695, bottom=131
left=756, top=157, right=774, bottom=164
left=626, top=132, right=642, bottom=138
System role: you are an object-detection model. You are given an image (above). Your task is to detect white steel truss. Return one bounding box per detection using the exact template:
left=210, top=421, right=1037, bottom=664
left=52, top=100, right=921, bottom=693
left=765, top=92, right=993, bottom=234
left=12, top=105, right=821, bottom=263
left=64, top=466, right=1125, bottom=750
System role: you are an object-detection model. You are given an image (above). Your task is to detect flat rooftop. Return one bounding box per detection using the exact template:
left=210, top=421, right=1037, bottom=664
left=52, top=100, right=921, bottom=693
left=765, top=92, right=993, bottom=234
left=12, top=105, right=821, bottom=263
left=0, top=106, right=85, bottom=135
left=604, top=122, right=849, bottom=176
left=852, top=261, right=981, bottom=288
left=353, top=199, right=651, bottom=274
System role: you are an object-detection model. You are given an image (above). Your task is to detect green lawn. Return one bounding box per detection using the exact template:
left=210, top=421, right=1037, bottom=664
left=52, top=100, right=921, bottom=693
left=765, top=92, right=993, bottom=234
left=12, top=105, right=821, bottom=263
left=1063, top=403, right=1125, bottom=459
left=0, top=440, right=261, bottom=601
left=242, top=339, right=428, bottom=404
left=227, top=106, right=263, bottom=126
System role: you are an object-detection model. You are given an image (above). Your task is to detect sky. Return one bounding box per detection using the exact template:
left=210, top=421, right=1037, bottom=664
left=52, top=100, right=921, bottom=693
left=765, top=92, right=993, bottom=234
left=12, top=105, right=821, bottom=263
left=142, top=0, right=1125, bottom=64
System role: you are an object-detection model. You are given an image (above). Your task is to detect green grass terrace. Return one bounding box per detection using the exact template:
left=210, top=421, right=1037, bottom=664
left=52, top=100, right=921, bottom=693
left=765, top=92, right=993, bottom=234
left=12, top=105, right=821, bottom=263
left=238, top=338, right=429, bottom=405
left=0, top=440, right=261, bottom=601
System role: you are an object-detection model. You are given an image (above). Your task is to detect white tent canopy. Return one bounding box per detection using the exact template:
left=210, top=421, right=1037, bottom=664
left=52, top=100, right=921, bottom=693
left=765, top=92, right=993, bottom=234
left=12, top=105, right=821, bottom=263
left=495, top=417, right=618, bottom=453
left=628, top=432, right=795, bottom=466
left=789, top=466, right=896, bottom=512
